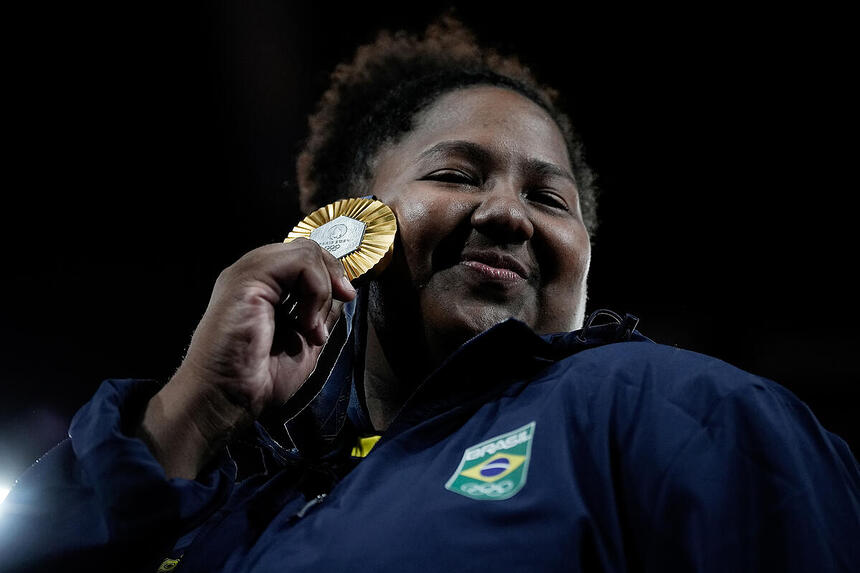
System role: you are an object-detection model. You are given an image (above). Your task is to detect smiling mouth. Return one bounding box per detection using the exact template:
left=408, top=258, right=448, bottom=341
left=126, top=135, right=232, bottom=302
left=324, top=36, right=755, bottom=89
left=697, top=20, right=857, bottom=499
left=459, top=260, right=526, bottom=282
left=458, top=249, right=531, bottom=282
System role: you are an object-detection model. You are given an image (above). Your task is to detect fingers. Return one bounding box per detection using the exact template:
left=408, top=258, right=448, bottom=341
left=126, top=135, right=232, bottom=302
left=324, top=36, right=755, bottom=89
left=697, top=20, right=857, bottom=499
left=231, top=239, right=356, bottom=346
left=287, top=241, right=355, bottom=345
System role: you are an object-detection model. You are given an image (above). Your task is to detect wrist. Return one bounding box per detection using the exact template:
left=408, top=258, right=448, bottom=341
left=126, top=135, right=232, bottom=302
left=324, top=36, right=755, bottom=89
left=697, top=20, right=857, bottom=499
left=138, top=366, right=253, bottom=479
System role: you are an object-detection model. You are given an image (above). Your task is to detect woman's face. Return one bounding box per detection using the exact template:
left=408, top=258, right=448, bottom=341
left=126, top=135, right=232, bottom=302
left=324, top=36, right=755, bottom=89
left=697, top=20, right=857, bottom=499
left=367, top=85, right=591, bottom=364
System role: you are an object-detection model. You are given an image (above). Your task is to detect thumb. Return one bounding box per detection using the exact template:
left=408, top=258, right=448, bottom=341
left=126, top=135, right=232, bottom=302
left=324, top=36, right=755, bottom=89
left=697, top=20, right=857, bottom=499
left=324, top=298, right=346, bottom=338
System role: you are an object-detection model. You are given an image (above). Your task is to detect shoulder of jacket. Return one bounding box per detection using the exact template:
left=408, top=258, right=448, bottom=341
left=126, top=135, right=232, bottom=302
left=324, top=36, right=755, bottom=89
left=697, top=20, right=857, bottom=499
left=544, top=340, right=787, bottom=409
left=556, top=340, right=736, bottom=375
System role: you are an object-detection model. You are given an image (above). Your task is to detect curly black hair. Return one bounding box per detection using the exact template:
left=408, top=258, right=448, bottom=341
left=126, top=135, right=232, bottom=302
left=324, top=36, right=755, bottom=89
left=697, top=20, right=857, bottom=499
left=296, top=13, right=599, bottom=234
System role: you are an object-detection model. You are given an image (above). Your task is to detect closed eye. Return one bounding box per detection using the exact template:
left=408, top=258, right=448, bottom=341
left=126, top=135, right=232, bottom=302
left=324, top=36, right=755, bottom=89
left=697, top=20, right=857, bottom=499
left=422, top=170, right=477, bottom=185
left=528, top=189, right=569, bottom=211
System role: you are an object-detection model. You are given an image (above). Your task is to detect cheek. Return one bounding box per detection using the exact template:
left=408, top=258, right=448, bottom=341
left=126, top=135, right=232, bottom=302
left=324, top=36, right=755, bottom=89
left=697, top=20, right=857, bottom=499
left=390, top=191, right=472, bottom=279
left=541, top=223, right=591, bottom=292
left=395, top=197, right=431, bottom=237
left=532, top=226, right=590, bottom=331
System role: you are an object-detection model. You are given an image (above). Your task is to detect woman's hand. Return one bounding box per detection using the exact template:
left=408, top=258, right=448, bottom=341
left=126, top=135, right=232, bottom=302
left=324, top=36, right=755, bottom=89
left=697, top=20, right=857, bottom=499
left=138, top=239, right=356, bottom=479
left=182, top=239, right=356, bottom=415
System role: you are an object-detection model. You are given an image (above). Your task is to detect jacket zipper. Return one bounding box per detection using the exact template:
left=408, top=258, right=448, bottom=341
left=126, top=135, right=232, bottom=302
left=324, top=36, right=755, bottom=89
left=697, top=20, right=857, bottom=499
left=294, top=493, right=327, bottom=519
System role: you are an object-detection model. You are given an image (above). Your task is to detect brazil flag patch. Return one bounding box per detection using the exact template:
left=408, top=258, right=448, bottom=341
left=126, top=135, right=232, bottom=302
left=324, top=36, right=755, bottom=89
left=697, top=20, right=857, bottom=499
left=445, top=421, right=536, bottom=501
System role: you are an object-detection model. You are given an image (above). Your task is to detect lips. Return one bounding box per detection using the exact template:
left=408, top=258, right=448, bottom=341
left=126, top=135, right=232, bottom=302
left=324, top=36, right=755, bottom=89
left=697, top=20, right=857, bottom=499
left=459, top=250, right=531, bottom=280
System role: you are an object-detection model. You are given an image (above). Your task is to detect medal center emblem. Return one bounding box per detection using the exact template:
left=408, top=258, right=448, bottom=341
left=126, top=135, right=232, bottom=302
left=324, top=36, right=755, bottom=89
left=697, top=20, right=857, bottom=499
left=309, top=215, right=366, bottom=259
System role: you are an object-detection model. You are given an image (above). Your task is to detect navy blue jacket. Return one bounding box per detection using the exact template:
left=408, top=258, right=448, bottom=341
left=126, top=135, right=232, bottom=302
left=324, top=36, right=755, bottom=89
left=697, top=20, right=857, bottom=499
left=1, top=302, right=858, bottom=572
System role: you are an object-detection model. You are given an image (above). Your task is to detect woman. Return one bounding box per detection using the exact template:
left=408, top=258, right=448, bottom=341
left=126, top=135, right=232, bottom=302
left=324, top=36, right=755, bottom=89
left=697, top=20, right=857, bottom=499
left=1, top=15, right=857, bottom=573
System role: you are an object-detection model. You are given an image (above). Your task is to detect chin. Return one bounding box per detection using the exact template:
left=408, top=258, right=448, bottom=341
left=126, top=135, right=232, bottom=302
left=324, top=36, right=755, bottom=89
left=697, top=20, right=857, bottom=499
left=424, top=300, right=521, bottom=345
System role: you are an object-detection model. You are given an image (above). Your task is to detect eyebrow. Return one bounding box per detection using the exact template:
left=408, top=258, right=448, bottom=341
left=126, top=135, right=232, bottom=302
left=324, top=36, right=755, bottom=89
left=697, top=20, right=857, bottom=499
left=416, top=140, right=577, bottom=186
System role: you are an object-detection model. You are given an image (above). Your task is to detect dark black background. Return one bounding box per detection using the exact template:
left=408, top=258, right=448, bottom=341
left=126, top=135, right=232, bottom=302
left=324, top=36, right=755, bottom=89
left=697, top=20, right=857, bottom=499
left=1, top=2, right=856, bottom=485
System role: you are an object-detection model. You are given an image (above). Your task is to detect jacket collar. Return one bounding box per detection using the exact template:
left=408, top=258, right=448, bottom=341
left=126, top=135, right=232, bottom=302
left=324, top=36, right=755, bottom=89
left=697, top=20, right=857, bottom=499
left=266, top=286, right=649, bottom=460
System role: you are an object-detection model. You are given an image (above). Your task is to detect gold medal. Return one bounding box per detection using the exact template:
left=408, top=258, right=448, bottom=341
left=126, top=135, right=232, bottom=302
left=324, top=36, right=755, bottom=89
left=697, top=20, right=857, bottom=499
left=285, top=197, right=397, bottom=282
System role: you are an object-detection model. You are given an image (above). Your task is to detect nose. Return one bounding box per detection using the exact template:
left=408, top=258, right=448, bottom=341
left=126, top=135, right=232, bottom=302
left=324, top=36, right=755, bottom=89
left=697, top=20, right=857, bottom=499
left=470, top=185, right=534, bottom=243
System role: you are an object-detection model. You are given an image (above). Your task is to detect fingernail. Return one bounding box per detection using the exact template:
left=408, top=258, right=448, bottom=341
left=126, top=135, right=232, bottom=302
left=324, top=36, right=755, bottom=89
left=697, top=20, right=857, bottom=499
left=341, top=276, right=355, bottom=293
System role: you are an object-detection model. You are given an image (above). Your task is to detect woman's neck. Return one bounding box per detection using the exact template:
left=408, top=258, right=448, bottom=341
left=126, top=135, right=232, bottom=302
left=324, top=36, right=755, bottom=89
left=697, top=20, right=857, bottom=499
left=361, top=309, right=478, bottom=432
left=362, top=318, right=413, bottom=432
